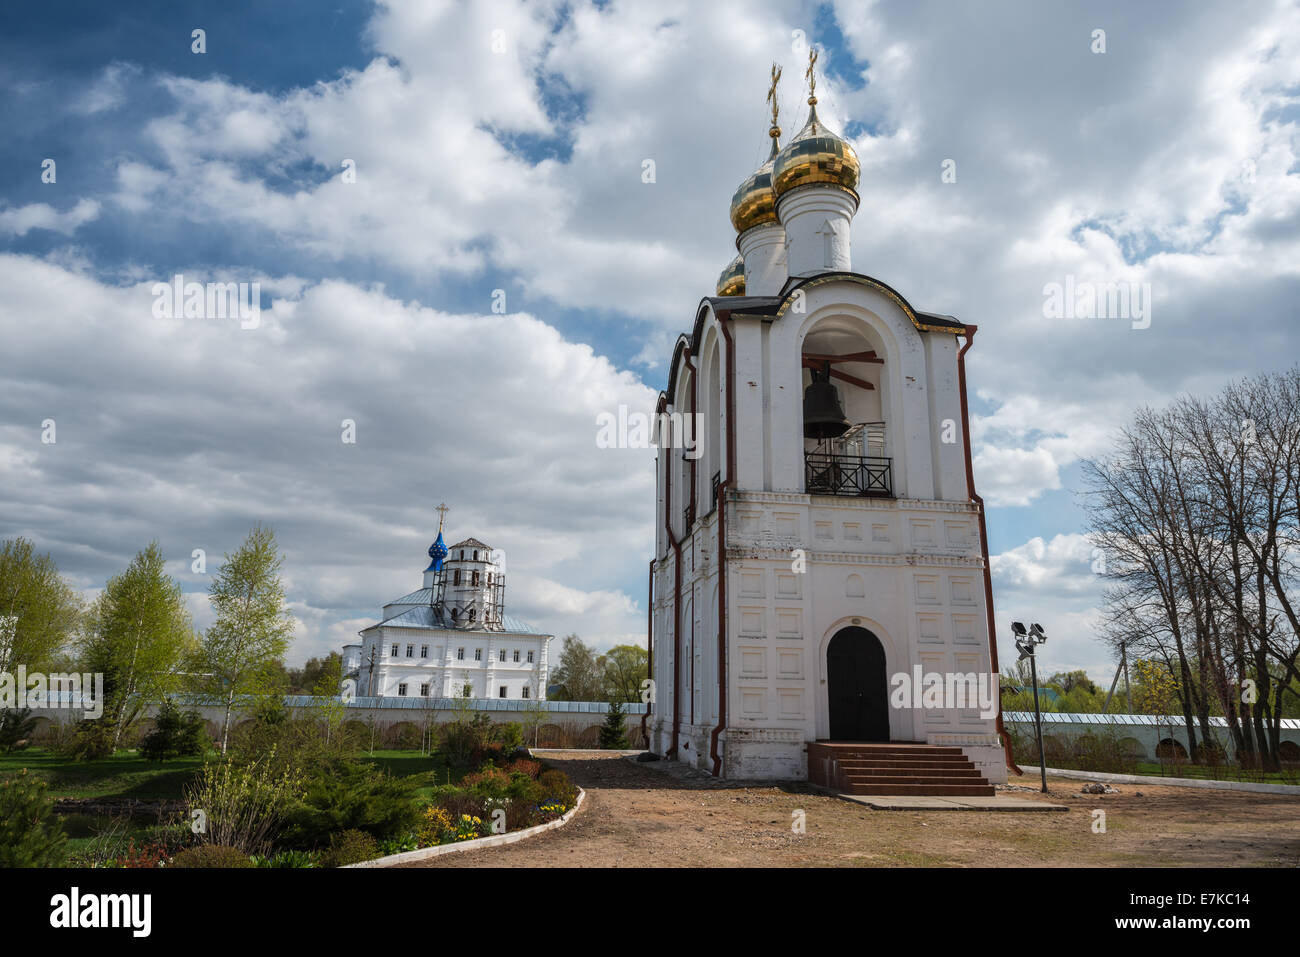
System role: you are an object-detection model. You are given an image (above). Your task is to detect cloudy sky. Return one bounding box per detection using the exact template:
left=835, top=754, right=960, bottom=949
left=2, top=0, right=1297, bottom=682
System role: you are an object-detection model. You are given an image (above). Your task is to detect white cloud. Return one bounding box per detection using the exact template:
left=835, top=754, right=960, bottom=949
left=0, top=199, right=100, bottom=237
left=0, top=253, right=654, bottom=663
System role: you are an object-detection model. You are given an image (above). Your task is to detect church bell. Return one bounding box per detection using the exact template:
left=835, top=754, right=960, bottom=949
left=803, top=361, right=851, bottom=439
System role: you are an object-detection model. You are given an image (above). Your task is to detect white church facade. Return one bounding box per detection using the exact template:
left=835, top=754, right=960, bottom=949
left=344, top=511, right=552, bottom=701
left=648, top=55, right=1010, bottom=786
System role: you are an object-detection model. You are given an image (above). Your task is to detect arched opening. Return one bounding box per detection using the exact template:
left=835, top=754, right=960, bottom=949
left=1155, top=737, right=1188, bottom=760
left=826, top=626, right=890, bottom=741
left=801, top=316, right=891, bottom=498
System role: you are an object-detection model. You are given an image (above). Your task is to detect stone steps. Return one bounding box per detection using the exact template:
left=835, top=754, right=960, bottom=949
left=808, top=741, right=996, bottom=797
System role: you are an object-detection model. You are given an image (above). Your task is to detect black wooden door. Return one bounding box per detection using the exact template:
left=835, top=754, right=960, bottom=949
left=827, top=627, right=890, bottom=741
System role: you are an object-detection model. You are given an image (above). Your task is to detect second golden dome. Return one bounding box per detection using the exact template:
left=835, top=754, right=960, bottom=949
left=772, top=105, right=860, bottom=201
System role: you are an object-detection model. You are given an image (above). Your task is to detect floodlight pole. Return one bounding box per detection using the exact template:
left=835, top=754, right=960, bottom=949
left=1028, top=648, right=1047, bottom=793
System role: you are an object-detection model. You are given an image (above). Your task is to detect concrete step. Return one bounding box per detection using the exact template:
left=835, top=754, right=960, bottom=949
left=833, top=757, right=977, bottom=768
left=842, top=766, right=985, bottom=778
left=844, top=782, right=996, bottom=797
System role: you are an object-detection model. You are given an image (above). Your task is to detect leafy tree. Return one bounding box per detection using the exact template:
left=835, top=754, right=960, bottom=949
left=78, top=543, right=196, bottom=749
left=599, top=699, right=629, bottom=749
left=1133, top=657, right=1183, bottom=766
left=289, top=653, right=343, bottom=695
left=550, top=634, right=604, bottom=701
left=603, top=644, right=649, bottom=704
left=0, top=537, right=81, bottom=674
left=197, top=526, right=295, bottom=753
left=1048, top=670, right=1099, bottom=696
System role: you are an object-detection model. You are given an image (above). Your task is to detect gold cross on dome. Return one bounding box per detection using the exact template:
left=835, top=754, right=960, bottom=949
left=806, top=46, right=818, bottom=105
left=767, top=62, right=782, bottom=133
left=435, top=502, right=449, bottom=532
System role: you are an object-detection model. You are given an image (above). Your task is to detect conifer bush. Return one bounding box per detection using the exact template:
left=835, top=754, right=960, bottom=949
left=0, top=770, right=68, bottom=867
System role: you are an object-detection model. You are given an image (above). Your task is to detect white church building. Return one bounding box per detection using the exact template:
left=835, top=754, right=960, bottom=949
left=344, top=510, right=552, bottom=701
left=648, top=54, right=1010, bottom=789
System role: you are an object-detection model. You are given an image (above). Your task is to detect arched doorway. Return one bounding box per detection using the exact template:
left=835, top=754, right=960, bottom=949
left=826, top=626, right=890, bottom=741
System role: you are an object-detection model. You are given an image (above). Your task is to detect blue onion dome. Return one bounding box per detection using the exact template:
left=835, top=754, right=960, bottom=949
left=772, top=101, right=860, bottom=202
left=425, top=530, right=448, bottom=572
left=716, top=255, right=745, bottom=296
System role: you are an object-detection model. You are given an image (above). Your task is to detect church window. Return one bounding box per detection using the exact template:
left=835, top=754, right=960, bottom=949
left=469, top=608, right=477, bottom=622
left=406, top=644, right=414, bottom=658
left=420, top=645, right=429, bottom=658
left=513, top=650, right=520, bottom=662
left=454, top=570, right=461, bottom=585
left=474, top=550, right=479, bottom=560
left=397, top=683, right=407, bottom=696
left=474, top=648, right=482, bottom=661
left=499, top=686, right=507, bottom=698
left=420, top=683, right=429, bottom=697
left=522, top=687, right=530, bottom=699
left=391, top=643, right=399, bottom=657
left=527, top=650, right=534, bottom=663
left=456, top=647, right=465, bottom=660
left=462, top=684, right=471, bottom=698
left=472, top=571, right=480, bottom=586
left=498, top=649, right=506, bottom=662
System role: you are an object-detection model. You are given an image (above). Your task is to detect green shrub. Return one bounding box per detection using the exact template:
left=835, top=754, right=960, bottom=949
left=170, top=845, right=254, bottom=868
left=432, top=790, right=487, bottom=823
left=318, top=829, right=378, bottom=868
left=537, top=768, right=577, bottom=807
left=492, top=722, right=524, bottom=753
left=283, top=757, right=420, bottom=848
left=461, top=767, right=512, bottom=800
left=0, top=708, right=38, bottom=753
left=253, top=849, right=318, bottom=868
left=439, top=714, right=495, bottom=767
left=184, top=749, right=305, bottom=855
left=55, top=719, right=116, bottom=760
left=377, top=834, right=419, bottom=855
left=140, top=699, right=209, bottom=762
left=0, top=769, right=67, bottom=867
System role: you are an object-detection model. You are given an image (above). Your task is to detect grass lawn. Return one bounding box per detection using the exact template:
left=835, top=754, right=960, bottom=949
left=1, top=747, right=466, bottom=803
left=0, top=749, right=205, bottom=800
left=357, top=749, right=467, bottom=799
left=1129, top=761, right=1299, bottom=784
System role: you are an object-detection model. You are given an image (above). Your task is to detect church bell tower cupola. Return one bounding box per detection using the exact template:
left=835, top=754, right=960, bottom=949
left=773, top=48, right=860, bottom=279
left=728, top=63, right=789, bottom=297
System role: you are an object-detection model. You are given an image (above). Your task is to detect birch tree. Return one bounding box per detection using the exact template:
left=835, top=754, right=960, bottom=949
left=78, top=543, right=195, bottom=747
left=199, top=526, right=294, bottom=753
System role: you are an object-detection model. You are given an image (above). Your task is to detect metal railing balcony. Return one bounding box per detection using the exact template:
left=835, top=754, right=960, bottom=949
left=805, top=451, right=893, bottom=497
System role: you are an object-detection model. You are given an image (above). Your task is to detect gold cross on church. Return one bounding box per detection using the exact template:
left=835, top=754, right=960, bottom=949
left=767, top=62, right=782, bottom=140
left=435, top=502, right=449, bottom=532
left=806, top=46, right=818, bottom=105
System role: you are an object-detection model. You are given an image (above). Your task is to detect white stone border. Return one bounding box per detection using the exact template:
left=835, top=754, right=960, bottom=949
left=344, top=787, right=586, bottom=868
left=1042, top=766, right=1300, bottom=796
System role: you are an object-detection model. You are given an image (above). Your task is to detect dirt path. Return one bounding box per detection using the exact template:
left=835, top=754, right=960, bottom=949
left=400, top=752, right=1300, bottom=868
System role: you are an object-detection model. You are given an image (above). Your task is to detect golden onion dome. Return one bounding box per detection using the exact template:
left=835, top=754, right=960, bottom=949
left=772, top=102, right=860, bottom=201
left=729, top=140, right=780, bottom=234
left=716, top=255, right=745, bottom=296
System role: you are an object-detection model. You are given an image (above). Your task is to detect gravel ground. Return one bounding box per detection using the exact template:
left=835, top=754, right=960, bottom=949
left=398, top=751, right=1300, bottom=868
